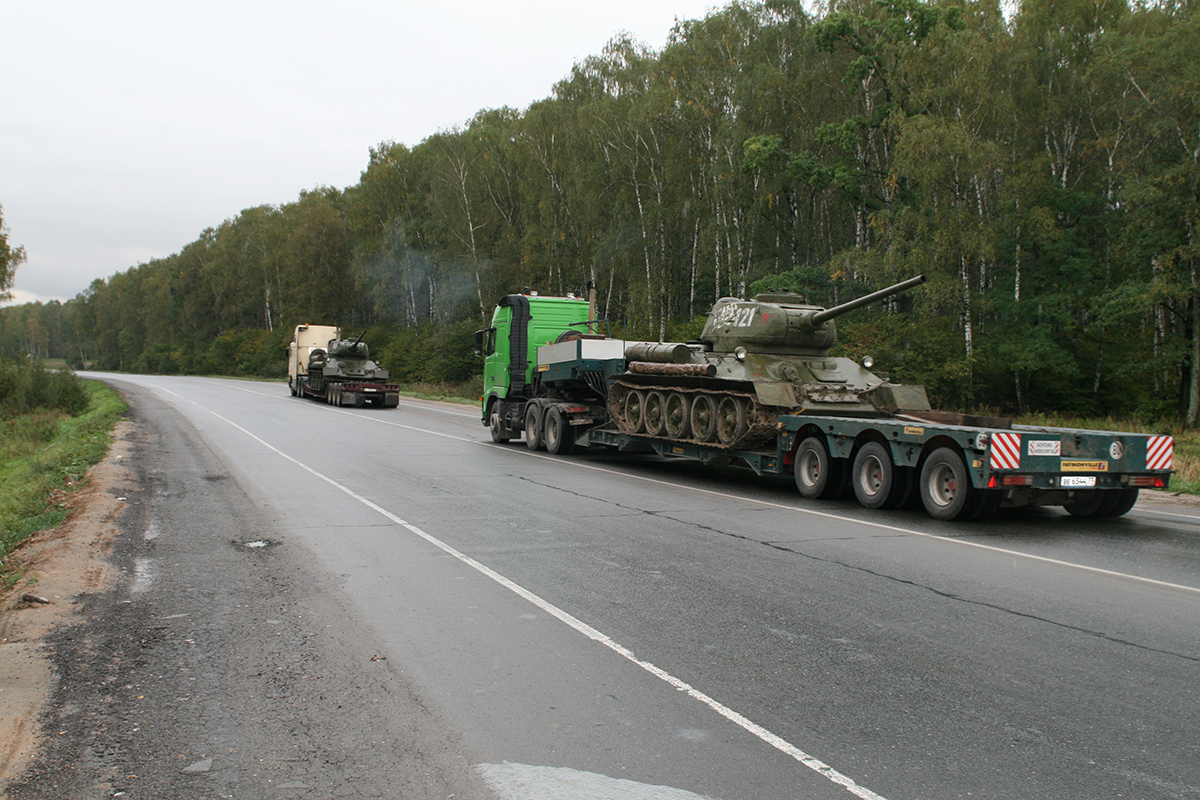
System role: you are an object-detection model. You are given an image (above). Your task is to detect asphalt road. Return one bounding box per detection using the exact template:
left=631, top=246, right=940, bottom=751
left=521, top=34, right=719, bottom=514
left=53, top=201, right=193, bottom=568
left=10, top=375, right=1200, bottom=800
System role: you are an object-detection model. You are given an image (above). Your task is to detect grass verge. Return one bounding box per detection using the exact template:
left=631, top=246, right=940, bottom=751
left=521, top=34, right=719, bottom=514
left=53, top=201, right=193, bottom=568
left=0, top=380, right=127, bottom=585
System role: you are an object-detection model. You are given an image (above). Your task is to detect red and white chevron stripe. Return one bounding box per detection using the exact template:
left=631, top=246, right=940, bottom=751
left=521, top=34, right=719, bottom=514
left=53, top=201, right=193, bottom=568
left=1146, top=435, right=1174, bottom=471
left=989, top=432, right=1022, bottom=470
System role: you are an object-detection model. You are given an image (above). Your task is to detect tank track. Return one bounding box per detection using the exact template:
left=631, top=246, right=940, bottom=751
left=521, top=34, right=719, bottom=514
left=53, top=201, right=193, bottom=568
left=607, top=380, right=777, bottom=450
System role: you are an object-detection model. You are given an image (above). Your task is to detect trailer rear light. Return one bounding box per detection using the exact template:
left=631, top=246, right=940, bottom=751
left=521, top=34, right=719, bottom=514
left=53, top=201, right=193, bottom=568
left=1127, top=475, right=1166, bottom=487
left=1001, top=475, right=1033, bottom=486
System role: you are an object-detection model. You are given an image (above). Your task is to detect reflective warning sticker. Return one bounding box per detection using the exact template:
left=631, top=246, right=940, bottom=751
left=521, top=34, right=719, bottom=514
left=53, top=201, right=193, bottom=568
left=989, top=432, right=1021, bottom=470
left=1027, top=440, right=1061, bottom=457
left=1147, top=435, right=1174, bottom=471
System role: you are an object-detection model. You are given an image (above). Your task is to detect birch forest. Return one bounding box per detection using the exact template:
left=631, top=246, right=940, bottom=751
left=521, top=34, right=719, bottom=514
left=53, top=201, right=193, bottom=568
left=3, top=0, right=1198, bottom=420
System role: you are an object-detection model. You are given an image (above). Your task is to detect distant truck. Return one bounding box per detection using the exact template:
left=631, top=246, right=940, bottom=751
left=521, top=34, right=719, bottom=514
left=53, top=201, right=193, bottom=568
left=288, top=324, right=400, bottom=408
left=476, top=288, right=1173, bottom=521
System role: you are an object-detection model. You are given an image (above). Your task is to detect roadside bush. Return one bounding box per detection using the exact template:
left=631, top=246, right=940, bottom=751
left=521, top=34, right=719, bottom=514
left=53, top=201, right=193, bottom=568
left=0, top=359, right=89, bottom=416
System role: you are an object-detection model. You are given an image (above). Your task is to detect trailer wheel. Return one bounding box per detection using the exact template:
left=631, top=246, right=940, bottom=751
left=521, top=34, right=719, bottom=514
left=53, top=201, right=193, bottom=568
left=852, top=442, right=896, bottom=510
left=690, top=395, right=717, bottom=442
left=489, top=407, right=510, bottom=444
left=1064, top=490, right=1107, bottom=517
left=1098, top=487, right=1139, bottom=517
left=664, top=392, right=690, bottom=438
left=525, top=403, right=543, bottom=450
left=544, top=407, right=576, bottom=455
left=644, top=391, right=667, bottom=436
left=919, top=447, right=975, bottom=520
left=715, top=396, right=747, bottom=447
left=795, top=436, right=844, bottom=500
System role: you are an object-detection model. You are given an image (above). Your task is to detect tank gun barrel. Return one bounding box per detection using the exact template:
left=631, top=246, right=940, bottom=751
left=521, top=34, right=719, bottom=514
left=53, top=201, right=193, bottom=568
left=810, top=274, right=926, bottom=326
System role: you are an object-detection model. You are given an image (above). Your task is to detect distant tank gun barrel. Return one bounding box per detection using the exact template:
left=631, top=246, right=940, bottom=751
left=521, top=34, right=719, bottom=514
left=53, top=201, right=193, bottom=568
left=809, top=274, right=926, bottom=326
left=625, top=342, right=693, bottom=364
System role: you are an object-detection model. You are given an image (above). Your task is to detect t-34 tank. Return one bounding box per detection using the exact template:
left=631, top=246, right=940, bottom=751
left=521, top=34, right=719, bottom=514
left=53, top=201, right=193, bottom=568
left=608, top=275, right=931, bottom=448
left=307, top=332, right=390, bottom=388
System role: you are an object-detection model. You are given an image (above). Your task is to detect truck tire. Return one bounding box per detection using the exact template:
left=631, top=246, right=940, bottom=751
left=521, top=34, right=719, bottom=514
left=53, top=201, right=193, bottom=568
left=1098, top=487, right=1139, bottom=517
left=489, top=407, right=510, bottom=444
left=794, top=436, right=843, bottom=500
left=852, top=442, right=896, bottom=510
left=919, top=447, right=975, bottom=521
left=289, top=379, right=298, bottom=397
left=525, top=403, right=543, bottom=450
left=544, top=406, right=576, bottom=455
left=1064, top=490, right=1107, bottom=517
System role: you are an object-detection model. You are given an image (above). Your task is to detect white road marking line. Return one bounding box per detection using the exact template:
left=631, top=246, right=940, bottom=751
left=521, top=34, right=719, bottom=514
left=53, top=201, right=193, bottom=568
left=201, top=407, right=889, bottom=800
left=335, top=407, right=1200, bottom=597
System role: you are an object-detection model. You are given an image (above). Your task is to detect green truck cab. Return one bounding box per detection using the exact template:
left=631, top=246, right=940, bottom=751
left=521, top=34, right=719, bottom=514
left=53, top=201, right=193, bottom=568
left=475, top=293, right=592, bottom=442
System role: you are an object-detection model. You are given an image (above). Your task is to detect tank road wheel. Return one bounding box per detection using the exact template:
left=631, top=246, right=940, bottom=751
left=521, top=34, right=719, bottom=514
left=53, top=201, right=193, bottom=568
left=715, top=396, right=747, bottom=447
left=644, top=391, right=667, bottom=436
left=663, top=393, right=690, bottom=439
left=919, top=447, right=977, bottom=521
left=544, top=406, right=576, bottom=455
left=852, top=442, right=898, bottom=510
left=794, top=436, right=844, bottom=500
left=489, top=407, right=510, bottom=444
left=624, top=390, right=647, bottom=433
left=525, top=404, right=543, bottom=451
left=690, top=394, right=717, bottom=442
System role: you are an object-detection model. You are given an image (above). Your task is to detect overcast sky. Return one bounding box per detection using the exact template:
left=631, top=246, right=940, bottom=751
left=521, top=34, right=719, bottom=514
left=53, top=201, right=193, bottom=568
left=1, top=1, right=721, bottom=306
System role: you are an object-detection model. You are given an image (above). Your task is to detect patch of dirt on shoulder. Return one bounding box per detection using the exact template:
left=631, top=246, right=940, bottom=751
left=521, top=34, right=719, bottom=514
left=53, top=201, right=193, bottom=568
left=0, top=420, right=134, bottom=786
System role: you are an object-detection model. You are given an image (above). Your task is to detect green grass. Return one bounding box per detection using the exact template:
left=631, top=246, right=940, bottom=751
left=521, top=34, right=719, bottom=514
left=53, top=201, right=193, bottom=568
left=1016, top=412, right=1198, bottom=495
left=0, top=380, right=127, bottom=584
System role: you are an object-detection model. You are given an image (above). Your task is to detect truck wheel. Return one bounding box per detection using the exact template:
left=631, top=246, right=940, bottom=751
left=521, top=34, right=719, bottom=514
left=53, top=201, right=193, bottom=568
left=690, top=395, right=717, bottom=442
left=1064, top=490, right=1106, bottom=517
left=795, top=436, right=843, bottom=500
left=715, top=396, right=747, bottom=447
left=919, top=447, right=975, bottom=521
left=544, top=407, right=576, bottom=455
left=664, top=393, right=690, bottom=438
left=852, top=442, right=896, bottom=510
left=1097, top=488, right=1139, bottom=517
left=525, top=404, right=543, bottom=450
left=644, top=392, right=667, bottom=436
left=489, top=407, right=510, bottom=444
left=289, top=379, right=298, bottom=397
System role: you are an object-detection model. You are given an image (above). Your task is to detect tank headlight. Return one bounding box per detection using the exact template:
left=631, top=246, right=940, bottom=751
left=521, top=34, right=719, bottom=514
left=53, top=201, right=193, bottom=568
left=735, top=347, right=748, bottom=362
left=862, top=355, right=875, bottom=369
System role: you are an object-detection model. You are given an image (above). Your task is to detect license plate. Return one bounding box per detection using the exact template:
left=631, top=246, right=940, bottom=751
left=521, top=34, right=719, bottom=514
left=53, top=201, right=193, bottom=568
left=569, top=418, right=594, bottom=426
left=1061, top=476, right=1096, bottom=488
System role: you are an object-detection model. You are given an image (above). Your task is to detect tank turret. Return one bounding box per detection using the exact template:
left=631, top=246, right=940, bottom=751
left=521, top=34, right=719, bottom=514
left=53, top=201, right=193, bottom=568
left=608, top=275, right=930, bottom=448
left=308, top=332, right=390, bottom=383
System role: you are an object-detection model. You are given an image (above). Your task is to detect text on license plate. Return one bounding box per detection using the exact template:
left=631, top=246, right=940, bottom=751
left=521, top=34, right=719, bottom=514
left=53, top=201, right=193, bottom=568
left=1061, top=476, right=1096, bottom=488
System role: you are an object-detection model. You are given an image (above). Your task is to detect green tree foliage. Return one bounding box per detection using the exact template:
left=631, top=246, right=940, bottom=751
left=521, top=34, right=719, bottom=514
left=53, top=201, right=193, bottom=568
left=0, top=204, right=26, bottom=302
left=3, top=0, right=1200, bottom=421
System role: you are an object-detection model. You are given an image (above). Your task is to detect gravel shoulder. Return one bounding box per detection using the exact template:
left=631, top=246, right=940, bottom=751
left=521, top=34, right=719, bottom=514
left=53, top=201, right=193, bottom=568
left=0, top=392, right=494, bottom=800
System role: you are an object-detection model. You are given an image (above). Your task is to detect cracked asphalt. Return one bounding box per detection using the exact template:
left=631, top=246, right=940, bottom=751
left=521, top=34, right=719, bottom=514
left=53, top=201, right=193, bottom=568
left=3, top=393, right=495, bottom=800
